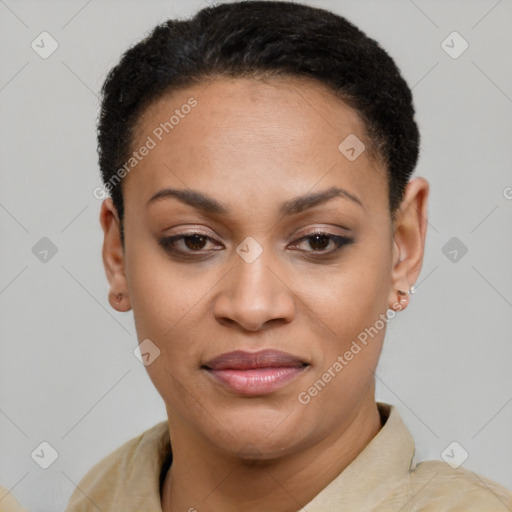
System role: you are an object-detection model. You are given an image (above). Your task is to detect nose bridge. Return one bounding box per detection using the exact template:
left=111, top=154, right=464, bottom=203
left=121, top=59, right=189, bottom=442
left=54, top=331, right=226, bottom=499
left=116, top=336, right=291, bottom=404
left=232, top=247, right=280, bottom=310
left=213, top=242, right=294, bottom=330
left=235, top=248, right=275, bottom=296
left=232, top=232, right=278, bottom=292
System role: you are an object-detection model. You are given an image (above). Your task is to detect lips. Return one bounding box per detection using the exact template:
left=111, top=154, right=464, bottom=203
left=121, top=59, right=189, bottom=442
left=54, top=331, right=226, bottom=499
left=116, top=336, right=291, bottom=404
left=204, top=349, right=306, bottom=371
left=203, top=349, right=308, bottom=396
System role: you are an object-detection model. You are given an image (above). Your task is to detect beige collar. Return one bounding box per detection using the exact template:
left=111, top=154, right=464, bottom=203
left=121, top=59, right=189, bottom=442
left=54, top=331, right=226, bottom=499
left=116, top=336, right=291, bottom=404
left=116, top=402, right=414, bottom=511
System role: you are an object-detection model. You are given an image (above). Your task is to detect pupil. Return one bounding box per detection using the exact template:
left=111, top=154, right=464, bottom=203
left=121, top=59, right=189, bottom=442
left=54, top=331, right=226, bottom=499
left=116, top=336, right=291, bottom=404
left=310, top=234, right=329, bottom=251
left=185, top=235, right=206, bottom=250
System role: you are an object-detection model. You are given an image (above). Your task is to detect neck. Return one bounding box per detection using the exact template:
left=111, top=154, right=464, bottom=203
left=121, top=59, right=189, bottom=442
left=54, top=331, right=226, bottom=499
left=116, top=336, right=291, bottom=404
left=161, top=399, right=382, bottom=512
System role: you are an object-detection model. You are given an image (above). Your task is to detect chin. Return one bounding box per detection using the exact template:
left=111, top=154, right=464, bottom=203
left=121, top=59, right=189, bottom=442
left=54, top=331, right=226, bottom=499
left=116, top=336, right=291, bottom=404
left=202, top=407, right=315, bottom=461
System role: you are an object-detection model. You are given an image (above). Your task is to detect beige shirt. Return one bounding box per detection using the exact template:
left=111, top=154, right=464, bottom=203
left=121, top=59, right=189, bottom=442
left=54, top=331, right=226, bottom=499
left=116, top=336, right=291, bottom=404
left=65, top=402, right=512, bottom=511
left=0, top=487, right=28, bottom=512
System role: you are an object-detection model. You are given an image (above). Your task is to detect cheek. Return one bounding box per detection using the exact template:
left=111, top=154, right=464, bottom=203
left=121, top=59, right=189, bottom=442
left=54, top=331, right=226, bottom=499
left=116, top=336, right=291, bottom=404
left=129, top=270, right=208, bottom=359
left=305, top=250, right=390, bottom=337
left=125, top=231, right=206, bottom=338
left=303, top=245, right=391, bottom=378
left=125, top=246, right=204, bottom=385
left=294, top=276, right=388, bottom=428
left=128, top=265, right=207, bottom=408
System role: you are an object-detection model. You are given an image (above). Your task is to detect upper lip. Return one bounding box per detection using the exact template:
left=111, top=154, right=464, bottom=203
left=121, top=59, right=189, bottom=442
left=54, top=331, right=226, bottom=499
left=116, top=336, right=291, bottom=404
left=203, top=349, right=307, bottom=371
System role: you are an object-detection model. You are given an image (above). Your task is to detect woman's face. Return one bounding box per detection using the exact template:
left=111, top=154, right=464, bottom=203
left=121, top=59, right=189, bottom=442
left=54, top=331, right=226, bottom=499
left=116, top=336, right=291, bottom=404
left=101, top=76, right=422, bottom=459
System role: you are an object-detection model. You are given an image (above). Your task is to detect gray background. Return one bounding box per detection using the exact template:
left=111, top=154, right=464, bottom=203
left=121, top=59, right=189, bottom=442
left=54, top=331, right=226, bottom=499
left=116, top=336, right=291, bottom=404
left=1, top=0, right=511, bottom=510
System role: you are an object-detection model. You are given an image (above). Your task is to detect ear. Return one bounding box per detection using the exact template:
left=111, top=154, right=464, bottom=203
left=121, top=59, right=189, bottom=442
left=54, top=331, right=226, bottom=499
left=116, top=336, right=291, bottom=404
left=99, top=198, right=131, bottom=312
left=388, top=177, right=429, bottom=311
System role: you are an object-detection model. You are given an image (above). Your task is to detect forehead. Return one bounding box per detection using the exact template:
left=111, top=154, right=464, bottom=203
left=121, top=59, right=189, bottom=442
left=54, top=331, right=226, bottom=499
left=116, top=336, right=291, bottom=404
left=124, top=76, right=388, bottom=217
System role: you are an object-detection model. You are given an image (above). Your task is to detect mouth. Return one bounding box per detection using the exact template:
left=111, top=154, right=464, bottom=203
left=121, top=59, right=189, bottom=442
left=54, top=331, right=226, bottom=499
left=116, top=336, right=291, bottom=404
left=202, top=349, right=309, bottom=396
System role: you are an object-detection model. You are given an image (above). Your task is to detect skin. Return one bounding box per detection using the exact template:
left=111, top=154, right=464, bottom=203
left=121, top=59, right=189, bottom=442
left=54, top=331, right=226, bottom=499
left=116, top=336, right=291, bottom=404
left=100, top=75, right=429, bottom=512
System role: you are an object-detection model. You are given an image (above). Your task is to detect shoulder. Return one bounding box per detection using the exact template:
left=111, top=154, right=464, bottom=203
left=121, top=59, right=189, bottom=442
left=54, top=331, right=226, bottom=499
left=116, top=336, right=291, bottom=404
left=64, top=420, right=170, bottom=512
left=406, top=459, right=512, bottom=511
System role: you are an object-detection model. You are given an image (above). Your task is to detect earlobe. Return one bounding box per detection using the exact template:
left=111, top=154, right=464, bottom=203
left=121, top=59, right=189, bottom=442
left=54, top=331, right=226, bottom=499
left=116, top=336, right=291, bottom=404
left=108, top=290, right=131, bottom=312
left=100, top=198, right=131, bottom=312
left=388, top=237, right=411, bottom=311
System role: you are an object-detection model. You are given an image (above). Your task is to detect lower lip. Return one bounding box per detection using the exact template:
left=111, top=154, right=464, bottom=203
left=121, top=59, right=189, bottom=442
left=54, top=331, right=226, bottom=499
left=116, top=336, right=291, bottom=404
left=205, top=366, right=306, bottom=396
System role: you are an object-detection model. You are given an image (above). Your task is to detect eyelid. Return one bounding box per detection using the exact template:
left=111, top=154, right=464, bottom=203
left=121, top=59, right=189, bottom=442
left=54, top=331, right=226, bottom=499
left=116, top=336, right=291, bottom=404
left=161, top=225, right=220, bottom=239
left=292, top=224, right=351, bottom=238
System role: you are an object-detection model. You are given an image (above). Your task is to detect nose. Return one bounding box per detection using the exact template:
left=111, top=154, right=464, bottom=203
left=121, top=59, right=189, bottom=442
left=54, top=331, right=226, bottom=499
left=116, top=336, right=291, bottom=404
left=212, top=250, right=296, bottom=332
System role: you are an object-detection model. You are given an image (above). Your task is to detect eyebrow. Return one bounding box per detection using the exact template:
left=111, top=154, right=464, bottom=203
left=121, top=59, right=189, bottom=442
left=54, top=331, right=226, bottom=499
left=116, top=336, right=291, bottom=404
left=147, top=186, right=363, bottom=216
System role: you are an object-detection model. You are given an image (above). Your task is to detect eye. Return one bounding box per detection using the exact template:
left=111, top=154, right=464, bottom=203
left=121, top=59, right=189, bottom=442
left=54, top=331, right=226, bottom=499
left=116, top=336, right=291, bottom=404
left=158, top=232, right=223, bottom=257
left=289, top=231, right=353, bottom=255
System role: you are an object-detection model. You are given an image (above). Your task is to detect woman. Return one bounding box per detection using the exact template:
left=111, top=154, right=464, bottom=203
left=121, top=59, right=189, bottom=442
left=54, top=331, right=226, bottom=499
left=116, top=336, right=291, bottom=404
left=65, top=1, right=512, bottom=510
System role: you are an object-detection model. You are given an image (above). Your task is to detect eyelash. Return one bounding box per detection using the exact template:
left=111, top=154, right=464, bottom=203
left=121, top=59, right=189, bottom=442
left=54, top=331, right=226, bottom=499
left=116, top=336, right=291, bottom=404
left=158, top=230, right=353, bottom=259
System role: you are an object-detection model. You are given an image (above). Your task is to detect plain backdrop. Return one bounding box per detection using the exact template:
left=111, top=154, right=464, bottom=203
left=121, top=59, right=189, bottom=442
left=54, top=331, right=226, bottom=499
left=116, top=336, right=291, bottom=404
left=1, top=0, right=511, bottom=510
